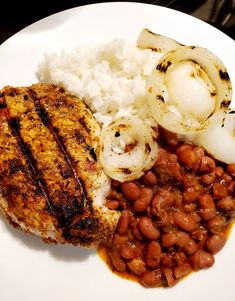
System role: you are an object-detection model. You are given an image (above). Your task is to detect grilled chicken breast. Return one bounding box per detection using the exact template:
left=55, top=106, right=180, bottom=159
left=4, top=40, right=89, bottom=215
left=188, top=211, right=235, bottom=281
left=0, top=83, right=120, bottom=247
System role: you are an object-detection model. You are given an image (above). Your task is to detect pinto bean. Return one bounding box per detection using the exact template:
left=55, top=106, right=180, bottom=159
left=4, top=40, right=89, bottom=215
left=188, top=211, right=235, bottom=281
left=131, top=223, right=143, bottom=241
left=153, top=148, right=167, bottom=167
left=161, top=253, right=173, bottom=268
left=226, top=163, right=235, bottom=177
left=121, top=182, right=140, bottom=201
left=113, top=233, right=128, bottom=247
left=227, top=181, right=235, bottom=193
left=190, top=250, right=214, bottom=270
left=132, top=200, right=148, bottom=212
left=197, top=236, right=208, bottom=250
left=183, top=186, right=203, bottom=203
left=140, top=269, right=163, bottom=288
left=198, top=194, right=216, bottom=221
left=189, top=211, right=201, bottom=223
left=117, top=210, right=130, bottom=235
left=161, top=232, right=178, bottom=248
left=142, top=171, right=158, bottom=186
left=174, top=190, right=183, bottom=208
left=119, top=199, right=127, bottom=210
left=162, top=268, right=177, bottom=287
left=173, top=252, right=187, bottom=266
left=127, top=258, right=147, bottom=276
left=206, top=234, right=227, bottom=254
left=133, top=242, right=145, bottom=258
left=176, top=144, right=193, bottom=155
left=173, top=211, right=198, bottom=232
left=183, top=174, right=198, bottom=189
left=138, top=217, right=160, bottom=240
left=184, top=239, right=198, bottom=255
left=105, top=199, right=120, bottom=210
left=120, top=243, right=136, bottom=260
left=178, top=148, right=197, bottom=169
left=191, top=228, right=207, bottom=242
left=216, top=196, right=235, bottom=211
left=152, top=189, right=175, bottom=213
left=213, top=166, right=224, bottom=178
left=207, top=215, right=227, bottom=234
left=107, top=189, right=123, bottom=201
left=156, top=211, right=172, bottom=228
left=132, top=187, right=153, bottom=212
left=175, top=231, right=191, bottom=248
left=110, top=251, right=126, bottom=272
left=213, top=183, right=227, bottom=198
left=200, top=173, right=216, bottom=185
left=145, top=241, right=162, bottom=268
left=192, top=147, right=205, bottom=171
left=161, top=225, right=176, bottom=235
left=222, top=173, right=233, bottom=184
left=174, top=262, right=192, bottom=279
left=169, top=162, right=183, bottom=180
left=140, top=187, right=153, bottom=203
left=200, top=156, right=216, bottom=173
left=129, top=213, right=136, bottom=224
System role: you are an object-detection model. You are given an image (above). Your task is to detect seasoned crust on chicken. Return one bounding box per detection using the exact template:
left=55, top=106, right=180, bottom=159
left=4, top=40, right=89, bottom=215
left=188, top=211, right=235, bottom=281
left=0, top=84, right=120, bottom=247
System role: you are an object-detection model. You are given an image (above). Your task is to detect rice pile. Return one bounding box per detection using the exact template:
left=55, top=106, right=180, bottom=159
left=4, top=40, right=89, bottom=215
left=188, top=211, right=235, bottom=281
left=38, top=39, right=162, bottom=127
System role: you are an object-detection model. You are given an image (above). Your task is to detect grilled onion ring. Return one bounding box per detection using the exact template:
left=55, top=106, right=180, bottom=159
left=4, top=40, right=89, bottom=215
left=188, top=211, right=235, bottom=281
left=98, top=116, right=158, bottom=182
left=147, top=46, right=232, bottom=135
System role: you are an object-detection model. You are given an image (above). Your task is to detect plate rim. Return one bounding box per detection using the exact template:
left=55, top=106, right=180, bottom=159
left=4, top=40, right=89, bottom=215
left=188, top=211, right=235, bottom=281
left=0, top=2, right=234, bottom=301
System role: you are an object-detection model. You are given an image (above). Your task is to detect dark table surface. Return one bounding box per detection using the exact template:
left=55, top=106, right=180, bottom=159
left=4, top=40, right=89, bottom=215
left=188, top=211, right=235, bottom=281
left=0, top=0, right=234, bottom=45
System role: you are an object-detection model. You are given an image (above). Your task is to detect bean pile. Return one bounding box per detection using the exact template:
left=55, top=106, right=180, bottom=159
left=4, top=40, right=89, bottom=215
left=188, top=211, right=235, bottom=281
left=100, top=129, right=235, bottom=288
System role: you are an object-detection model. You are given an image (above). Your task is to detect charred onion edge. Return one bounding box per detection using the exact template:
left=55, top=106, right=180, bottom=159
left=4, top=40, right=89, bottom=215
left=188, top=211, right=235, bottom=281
left=137, top=28, right=183, bottom=53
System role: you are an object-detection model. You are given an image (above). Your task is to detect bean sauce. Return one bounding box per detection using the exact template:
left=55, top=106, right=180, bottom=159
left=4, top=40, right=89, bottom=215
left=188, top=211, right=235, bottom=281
left=98, top=128, right=235, bottom=288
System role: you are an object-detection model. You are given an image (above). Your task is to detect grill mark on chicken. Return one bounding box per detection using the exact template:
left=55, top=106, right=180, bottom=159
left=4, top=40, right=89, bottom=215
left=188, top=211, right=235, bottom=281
left=7, top=116, right=57, bottom=216
left=0, top=99, right=56, bottom=215
left=30, top=84, right=102, bottom=205
left=3, top=87, right=89, bottom=230
left=30, top=92, right=96, bottom=229
left=30, top=90, right=88, bottom=200
left=0, top=108, right=58, bottom=237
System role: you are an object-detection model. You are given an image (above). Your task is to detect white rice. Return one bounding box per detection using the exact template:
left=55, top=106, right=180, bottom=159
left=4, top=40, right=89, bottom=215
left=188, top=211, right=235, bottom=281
left=38, top=39, right=162, bottom=127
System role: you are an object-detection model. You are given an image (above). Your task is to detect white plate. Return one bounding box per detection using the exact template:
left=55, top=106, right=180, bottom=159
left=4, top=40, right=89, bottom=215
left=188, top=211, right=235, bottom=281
left=0, top=2, right=235, bottom=301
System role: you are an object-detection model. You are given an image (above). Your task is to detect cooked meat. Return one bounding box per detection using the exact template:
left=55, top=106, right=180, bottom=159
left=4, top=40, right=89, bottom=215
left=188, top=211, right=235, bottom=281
left=0, top=83, right=120, bottom=247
